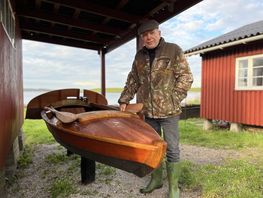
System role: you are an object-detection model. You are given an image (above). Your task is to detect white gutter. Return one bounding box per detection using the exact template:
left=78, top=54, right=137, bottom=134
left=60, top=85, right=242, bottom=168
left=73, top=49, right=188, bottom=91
left=185, top=34, right=263, bottom=57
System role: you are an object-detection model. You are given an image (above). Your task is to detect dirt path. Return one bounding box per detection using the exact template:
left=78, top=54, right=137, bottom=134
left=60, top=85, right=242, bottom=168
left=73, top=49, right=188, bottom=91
left=6, top=144, right=241, bottom=198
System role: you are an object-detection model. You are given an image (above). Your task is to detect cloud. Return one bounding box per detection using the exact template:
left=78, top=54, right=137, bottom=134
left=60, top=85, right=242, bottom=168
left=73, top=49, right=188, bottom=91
left=105, top=39, right=136, bottom=87
left=161, top=0, right=263, bottom=49
left=23, top=40, right=101, bottom=89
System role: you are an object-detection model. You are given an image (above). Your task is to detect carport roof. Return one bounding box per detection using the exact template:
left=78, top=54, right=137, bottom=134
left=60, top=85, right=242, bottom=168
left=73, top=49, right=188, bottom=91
left=14, top=0, right=202, bottom=53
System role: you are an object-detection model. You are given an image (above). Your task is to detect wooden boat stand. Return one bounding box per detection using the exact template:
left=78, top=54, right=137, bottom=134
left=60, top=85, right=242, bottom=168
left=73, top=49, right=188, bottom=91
left=81, top=157, right=96, bottom=184
left=67, top=150, right=95, bottom=184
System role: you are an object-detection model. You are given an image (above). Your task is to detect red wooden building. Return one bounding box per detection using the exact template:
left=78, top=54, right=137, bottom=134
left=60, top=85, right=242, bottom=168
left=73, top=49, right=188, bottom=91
left=0, top=0, right=202, bottom=194
left=185, top=20, right=263, bottom=130
left=0, top=0, right=24, bottom=190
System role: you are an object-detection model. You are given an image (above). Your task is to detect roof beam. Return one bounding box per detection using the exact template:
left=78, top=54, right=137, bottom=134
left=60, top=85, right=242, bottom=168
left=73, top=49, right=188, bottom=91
left=116, top=0, right=130, bottom=9
left=21, top=24, right=109, bottom=44
left=22, top=32, right=101, bottom=50
left=35, top=0, right=42, bottom=9
left=153, top=0, right=203, bottom=22
left=101, top=0, right=130, bottom=25
left=106, top=0, right=203, bottom=52
left=106, top=1, right=174, bottom=52
left=106, top=29, right=136, bottom=53
left=41, top=0, right=140, bottom=23
left=146, top=2, right=169, bottom=18
left=17, top=8, right=122, bottom=36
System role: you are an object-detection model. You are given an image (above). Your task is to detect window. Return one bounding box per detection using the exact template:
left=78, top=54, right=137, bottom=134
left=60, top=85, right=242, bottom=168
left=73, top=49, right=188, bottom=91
left=235, top=54, right=263, bottom=90
left=0, top=0, right=15, bottom=45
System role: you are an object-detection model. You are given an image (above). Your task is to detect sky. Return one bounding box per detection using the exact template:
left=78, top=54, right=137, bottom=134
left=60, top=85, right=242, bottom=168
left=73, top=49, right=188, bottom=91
left=23, top=0, right=263, bottom=90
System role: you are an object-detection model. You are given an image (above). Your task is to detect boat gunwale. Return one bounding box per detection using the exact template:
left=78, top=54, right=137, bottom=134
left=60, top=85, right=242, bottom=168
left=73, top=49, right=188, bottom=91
left=41, top=111, right=164, bottom=151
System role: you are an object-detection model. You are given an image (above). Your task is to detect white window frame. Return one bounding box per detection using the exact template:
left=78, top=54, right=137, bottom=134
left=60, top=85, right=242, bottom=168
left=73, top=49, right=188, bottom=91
left=235, top=54, right=263, bottom=90
left=0, top=0, right=15, bottom=46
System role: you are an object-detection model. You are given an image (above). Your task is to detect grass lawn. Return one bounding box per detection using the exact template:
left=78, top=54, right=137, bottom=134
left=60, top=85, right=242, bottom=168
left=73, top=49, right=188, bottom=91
left=20, top=116, right=263, bottom=198
left=22, top=119, right=55, bottom=145
left=179, top=118, right=263, bottom=198
left=180, top=118, right=263, bottom=149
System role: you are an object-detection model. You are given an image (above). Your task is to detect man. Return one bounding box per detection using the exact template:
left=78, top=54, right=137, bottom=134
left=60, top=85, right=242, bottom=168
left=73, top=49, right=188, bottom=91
left=118, top=19, right=193, bottom=198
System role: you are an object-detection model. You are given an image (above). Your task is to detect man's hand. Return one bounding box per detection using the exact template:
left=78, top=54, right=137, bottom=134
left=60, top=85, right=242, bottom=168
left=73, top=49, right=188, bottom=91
left=119, top=104, right=127, bottom=112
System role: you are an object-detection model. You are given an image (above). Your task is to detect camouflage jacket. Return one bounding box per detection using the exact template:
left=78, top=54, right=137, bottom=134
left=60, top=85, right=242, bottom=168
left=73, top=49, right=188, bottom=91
left=118, top=38, right=193, bottom=118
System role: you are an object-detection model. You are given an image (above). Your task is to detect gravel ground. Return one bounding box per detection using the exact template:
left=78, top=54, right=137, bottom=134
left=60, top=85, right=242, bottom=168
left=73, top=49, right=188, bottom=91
left=6, top=144, right=241, bottom=198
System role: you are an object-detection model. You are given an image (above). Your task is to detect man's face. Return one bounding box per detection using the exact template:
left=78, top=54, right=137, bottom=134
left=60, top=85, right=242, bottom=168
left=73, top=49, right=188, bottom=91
left=141, top=29, right=161, bottom=49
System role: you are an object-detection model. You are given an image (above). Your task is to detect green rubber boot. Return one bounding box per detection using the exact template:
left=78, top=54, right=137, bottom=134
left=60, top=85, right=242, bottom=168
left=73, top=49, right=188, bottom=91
left=140, top=163, right=163, bottom=193
left=166, top=161, right=181, bottom=198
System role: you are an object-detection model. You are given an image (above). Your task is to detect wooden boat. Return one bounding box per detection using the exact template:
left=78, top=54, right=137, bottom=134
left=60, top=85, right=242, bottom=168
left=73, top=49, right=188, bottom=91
left=26, top=89, right=167, bottom=177
left=26, top=88, right=108, bottom=119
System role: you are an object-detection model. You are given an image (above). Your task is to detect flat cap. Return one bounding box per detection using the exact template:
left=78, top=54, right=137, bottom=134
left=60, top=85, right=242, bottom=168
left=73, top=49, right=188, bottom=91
left=137, top=20, right=159, bottom=35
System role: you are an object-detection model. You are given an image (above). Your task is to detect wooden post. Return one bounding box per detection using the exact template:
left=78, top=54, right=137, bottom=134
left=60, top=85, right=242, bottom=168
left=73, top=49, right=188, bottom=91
left=81, top=157, right=95, bottom=184
left=100, top=49, right=106, bottom=97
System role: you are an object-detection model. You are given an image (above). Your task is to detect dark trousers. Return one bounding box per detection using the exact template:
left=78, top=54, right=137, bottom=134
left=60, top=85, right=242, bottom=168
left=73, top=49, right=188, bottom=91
left=145, top=116, right=180, bottom=162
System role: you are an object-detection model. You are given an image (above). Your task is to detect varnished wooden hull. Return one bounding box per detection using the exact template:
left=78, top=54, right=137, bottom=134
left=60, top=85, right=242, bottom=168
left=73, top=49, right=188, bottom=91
left=41, top=110, right=166, bottom=177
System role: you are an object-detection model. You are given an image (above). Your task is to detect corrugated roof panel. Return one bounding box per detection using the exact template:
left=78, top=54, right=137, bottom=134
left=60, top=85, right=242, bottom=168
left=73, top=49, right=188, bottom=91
left=185, top=20, right=263, bottom=53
